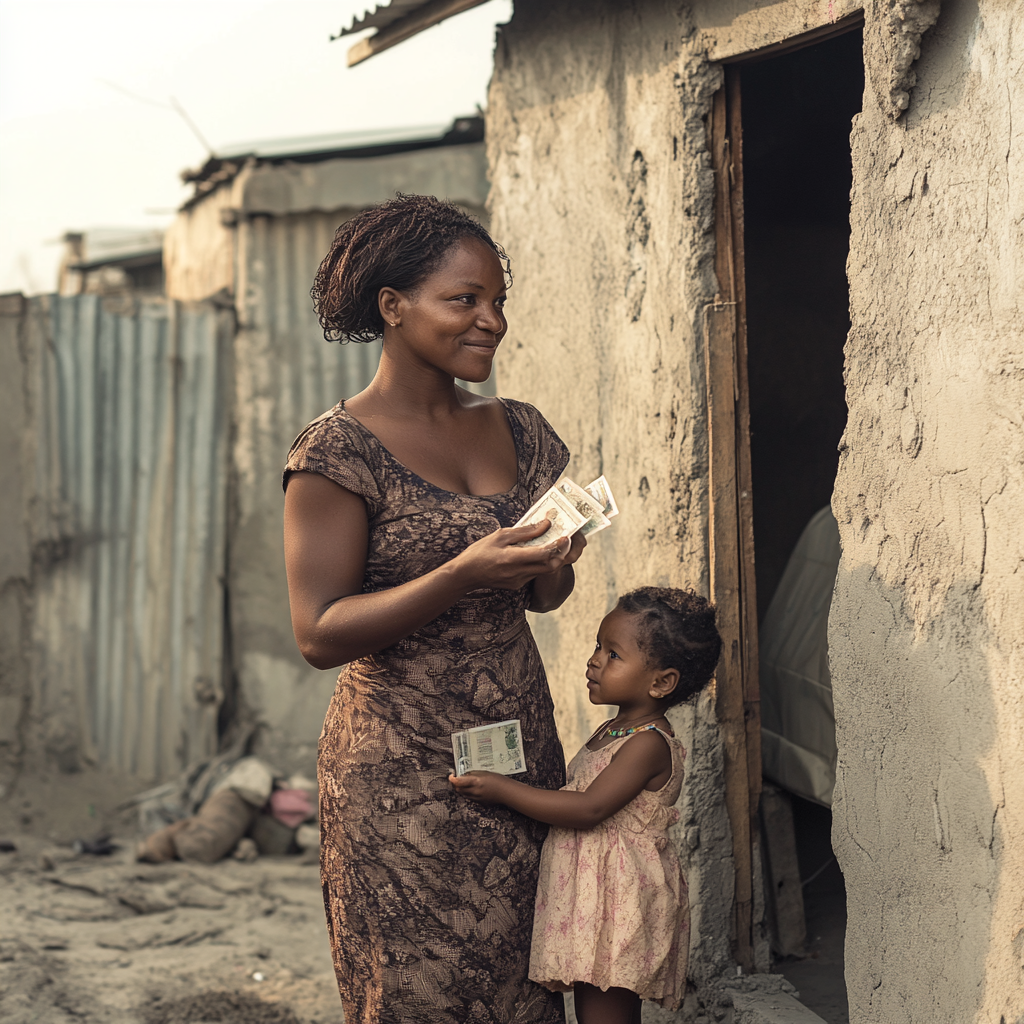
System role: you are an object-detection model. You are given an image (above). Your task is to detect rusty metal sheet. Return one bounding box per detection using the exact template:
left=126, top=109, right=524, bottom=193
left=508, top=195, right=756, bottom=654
left=26, top=294, right=232, bottom=780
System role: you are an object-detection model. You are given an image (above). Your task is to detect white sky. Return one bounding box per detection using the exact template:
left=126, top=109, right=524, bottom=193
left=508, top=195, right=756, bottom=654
left=0, top=0, right=512, bottom=294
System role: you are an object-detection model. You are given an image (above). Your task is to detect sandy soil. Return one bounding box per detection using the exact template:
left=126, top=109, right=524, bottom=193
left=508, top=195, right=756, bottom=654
left=0, top=833, right=341, bottom=1024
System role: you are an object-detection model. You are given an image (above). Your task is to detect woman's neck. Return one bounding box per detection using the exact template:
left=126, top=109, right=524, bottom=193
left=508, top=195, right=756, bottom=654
left=357, top=351, right=465, bottom=421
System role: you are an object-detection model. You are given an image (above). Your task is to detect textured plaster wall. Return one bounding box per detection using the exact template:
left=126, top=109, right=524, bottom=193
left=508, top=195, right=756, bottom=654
left=832, top=1, right=1024, bottom=1020
left=489, top=0, right=1022, bottom=1012
left=487, top=0, right=737, bottom=983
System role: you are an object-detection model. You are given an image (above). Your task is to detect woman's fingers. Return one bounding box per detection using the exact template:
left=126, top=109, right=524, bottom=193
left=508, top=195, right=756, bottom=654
left=458, top=520, right=583, bottom=590
left=563, top=531, right=588, bottom=565
left=502, top=519, right=552, bottom=543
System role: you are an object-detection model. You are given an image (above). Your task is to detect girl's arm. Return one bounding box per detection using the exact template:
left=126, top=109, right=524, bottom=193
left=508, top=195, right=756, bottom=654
left=285, top=472, right=576, bottom=668
left=449, top=730, right=672, bottom=830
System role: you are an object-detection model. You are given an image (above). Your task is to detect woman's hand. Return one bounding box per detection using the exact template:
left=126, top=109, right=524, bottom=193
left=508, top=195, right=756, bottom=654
left=560, top=529, right=588, bottom=568
left=285, top=473, right=586, bottom=668
left=528, top=528, right=587, bottom=613
left=452, top=519, right=579, bottom=592
left=449, top=771, right=511, bottom=805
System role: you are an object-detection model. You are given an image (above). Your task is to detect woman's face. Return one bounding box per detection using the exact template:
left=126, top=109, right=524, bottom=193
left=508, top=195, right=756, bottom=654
left=379, top=237, right=508, bottom=383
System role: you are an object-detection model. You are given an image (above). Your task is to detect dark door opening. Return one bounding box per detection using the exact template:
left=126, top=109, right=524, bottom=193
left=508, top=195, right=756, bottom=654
left=741, top=28, right=863, bottom=1024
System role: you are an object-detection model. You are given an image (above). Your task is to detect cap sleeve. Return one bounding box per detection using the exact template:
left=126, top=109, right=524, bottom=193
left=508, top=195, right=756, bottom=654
left=283, top=407, right=382, bottom=517
left=502, top=399, right=570, bottom=500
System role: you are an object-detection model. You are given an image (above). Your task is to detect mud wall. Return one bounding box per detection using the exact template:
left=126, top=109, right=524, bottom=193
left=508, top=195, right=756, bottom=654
left=831, top=1, right=1024, bottom=1020
left=488, top=0, right=1022, bottom=1011
left=487, top=0, right=737, bottom=982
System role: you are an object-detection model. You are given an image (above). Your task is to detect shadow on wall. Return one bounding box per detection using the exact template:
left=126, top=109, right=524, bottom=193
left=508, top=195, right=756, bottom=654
left=830, top=563, right=1006, bottom=1021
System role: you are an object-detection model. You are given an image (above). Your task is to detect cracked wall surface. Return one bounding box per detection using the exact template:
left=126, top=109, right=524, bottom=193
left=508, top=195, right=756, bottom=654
left=487, top=0, right=734, bottom=983
left=863, top=0, right=941, bottom=120
left=831, top=0, right=1023, bottom=1020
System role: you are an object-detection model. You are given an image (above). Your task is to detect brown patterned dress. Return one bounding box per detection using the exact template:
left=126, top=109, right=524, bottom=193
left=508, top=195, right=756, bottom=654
left=283, top=398, right=569, bottom=1024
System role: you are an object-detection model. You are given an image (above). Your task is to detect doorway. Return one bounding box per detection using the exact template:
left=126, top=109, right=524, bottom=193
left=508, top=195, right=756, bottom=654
left=707, top=23, right=863, bottom=1024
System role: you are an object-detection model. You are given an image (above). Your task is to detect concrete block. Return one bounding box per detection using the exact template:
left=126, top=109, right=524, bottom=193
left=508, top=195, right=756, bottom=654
left=730, top=988, right=828, bottom=1024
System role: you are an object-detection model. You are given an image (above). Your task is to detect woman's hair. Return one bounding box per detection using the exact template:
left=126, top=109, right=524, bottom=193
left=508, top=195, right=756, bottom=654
left=616, top=587, right=723, bottom=707
left=311, top=193, right=511, bottom=343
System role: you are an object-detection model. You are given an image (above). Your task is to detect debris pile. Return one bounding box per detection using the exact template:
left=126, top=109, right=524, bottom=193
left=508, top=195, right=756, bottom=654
left=129, top=755, right=318, bottom=865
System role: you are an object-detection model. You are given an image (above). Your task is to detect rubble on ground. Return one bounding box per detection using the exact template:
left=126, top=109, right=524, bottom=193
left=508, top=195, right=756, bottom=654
left=0, top=833, right=339, bottom=1024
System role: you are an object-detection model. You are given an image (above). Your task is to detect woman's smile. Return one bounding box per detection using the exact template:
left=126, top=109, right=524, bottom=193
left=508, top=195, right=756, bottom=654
left=462, top=336, right=498, bottom=353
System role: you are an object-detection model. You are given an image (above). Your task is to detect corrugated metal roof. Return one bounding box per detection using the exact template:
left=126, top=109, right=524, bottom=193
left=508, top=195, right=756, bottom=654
left=340, top=0, right=434, bottom=35
left=66, top=227, right=166, bottom=268
left=337, top=0, right=491, bottom=65
left=217, top=123, right=452, bottom=161
left=183, top=116, right=484, bottom=204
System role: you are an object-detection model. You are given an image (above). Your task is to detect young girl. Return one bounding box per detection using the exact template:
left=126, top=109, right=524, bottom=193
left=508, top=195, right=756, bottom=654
left=450, top=586, right=722, bottom=1024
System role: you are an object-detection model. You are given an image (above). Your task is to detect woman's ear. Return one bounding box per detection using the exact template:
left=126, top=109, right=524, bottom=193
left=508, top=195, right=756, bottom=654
left=378, top=287, right=402, bottom=328
left=650, top=667, right=680, bottom=701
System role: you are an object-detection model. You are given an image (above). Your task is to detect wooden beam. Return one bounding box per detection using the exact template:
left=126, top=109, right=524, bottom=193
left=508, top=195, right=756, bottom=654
left=719, top=11, right=865, bottom=65
left=707, top=69, right=763, bottom=973
left=760, top=783, right=807, bottom=957
left=705, top=297, right=754, bottom=972
left=726, top=67, right=764, bottom=901
left=347, top=0, right=489, bottom=66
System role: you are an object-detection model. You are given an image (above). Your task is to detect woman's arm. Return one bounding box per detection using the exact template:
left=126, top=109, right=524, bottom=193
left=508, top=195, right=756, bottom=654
left=527, top=531, right=586, bottom=612
left=284, top=471, right=577, bottom=668
left=449, top=730, right=672, bottom=829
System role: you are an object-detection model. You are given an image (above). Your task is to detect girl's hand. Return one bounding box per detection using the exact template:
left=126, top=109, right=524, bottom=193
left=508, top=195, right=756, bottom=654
left=449, top=771, right=509, bottom=805
left=452, top=520, right=575, bottom=592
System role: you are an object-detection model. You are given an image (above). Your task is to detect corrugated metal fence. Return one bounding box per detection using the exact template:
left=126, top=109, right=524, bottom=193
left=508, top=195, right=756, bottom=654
left=24, top=294, right=233, bottom=779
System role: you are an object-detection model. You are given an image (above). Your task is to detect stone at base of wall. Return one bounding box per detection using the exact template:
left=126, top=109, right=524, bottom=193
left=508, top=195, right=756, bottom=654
left=636, top=973, right=827, bottom=1024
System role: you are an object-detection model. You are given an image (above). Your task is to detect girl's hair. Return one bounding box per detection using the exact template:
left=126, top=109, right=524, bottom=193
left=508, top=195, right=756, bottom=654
left=311, top=193, right=512, bottom=343
left=616, top=587, right=723, bottom=706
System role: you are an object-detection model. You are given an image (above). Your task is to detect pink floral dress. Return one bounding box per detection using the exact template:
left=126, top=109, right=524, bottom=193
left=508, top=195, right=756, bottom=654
left=528, top=726, right=689, bottom=1009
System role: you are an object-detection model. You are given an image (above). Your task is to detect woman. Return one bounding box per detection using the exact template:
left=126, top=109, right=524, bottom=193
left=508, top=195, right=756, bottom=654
left=283, top=195, right=584, bottom=1023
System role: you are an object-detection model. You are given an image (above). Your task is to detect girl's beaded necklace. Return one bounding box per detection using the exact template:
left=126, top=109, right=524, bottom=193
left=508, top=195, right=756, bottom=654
left=603, top=721, right=661, bottom=739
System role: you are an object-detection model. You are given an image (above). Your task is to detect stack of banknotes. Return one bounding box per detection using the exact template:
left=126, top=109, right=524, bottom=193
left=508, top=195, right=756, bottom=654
left=513, top=475, right=619, bottom=547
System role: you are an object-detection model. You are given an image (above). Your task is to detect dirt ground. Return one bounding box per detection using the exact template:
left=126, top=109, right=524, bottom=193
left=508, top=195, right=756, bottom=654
left=0, top=832, right=341, bottom=1024
left=0, top=767, right=341, bottom=1024
left=1, top=770, right=848, bottom=1024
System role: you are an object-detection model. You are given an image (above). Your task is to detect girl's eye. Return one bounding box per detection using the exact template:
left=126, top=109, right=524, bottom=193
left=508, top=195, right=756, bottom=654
left=609, top=650, right=619, bottom=660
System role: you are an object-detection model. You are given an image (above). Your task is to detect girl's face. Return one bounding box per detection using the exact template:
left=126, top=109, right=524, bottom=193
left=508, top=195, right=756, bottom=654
left=585, top=608, right=659, bottom=708
left=378, top=237, right=508, bottom=383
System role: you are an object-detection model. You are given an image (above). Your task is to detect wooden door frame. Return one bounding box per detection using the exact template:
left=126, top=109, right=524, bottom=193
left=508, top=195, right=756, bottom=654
left=706, top=16, right=865, bottom=971
left=705, top=65, right=761, bottom=973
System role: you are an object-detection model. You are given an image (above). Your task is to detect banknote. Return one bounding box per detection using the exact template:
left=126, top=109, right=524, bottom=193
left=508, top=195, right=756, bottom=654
left=556, top=477, right=611, bottom=537
left=452, top=719, right=526, bottom=777
left=513, top=486, right=588, bottom=547
left=584, top=474, right=619, bottom=520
